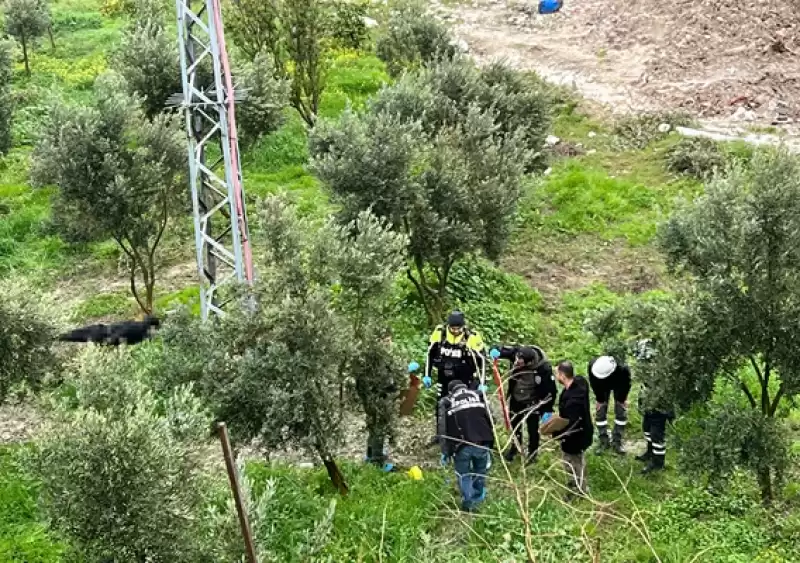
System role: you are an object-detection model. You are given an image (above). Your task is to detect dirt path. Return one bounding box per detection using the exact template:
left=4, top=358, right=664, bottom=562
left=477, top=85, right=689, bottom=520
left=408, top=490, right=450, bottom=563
left=435, top=0, right=800, bottom=135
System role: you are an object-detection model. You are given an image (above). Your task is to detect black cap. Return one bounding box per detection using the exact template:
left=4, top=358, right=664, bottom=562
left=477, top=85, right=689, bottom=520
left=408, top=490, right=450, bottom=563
left=447, top=311, right=465, bottom=327
left=518, top=346, right=538, bottom=363
left=448, top=380, right=466, bottom=394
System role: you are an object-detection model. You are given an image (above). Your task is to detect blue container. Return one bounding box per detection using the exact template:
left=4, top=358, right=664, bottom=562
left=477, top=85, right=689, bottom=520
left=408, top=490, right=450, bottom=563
left=538, top=0, right=563, bottom=14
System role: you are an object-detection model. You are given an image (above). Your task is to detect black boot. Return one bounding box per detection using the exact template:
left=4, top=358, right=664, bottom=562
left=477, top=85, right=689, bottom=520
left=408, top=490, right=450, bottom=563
left=641, top=455, right=665, bottom=474
left=611, top=439, right=626, bottom=456
left=503, top=447, right=517, bottom=463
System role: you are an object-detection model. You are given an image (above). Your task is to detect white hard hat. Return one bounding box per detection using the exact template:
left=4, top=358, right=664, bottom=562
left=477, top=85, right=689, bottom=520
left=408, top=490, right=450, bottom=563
left=591, top=356, right=617, bottom=379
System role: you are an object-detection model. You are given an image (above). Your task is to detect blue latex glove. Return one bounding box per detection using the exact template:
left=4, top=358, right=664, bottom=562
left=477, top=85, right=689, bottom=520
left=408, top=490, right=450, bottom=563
left=422, top=375, right=432, bottom=388
left=440, top=453, right=450, bottom=467
left=541, top=412, right=553, bottom=424
left=489, top=348, right=501, bottom=360
left=408, top=361, right=420, bottom=373
left=478, top=384, right=488, bottom=393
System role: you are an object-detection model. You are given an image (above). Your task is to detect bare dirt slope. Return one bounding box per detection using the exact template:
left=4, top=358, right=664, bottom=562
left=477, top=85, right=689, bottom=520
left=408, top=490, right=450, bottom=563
left=436, top=0, right=800, bottom=126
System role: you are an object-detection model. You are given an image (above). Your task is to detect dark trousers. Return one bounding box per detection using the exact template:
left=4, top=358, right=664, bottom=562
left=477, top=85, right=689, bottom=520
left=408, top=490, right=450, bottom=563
left=643, top=412, right=668, bottom=466
left=509, top=401, right=544, bottom=457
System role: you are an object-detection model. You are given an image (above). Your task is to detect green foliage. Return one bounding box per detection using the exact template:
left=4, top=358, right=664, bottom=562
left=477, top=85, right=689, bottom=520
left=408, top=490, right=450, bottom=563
left=375, top=0, right=455, bottom=77
left=328, top=0, right=370, bottom=51
left=613, top=111, right=691, bottom=150
left=34, top=346, right=213, bottom=562
left=100, top=0, right=136, bottom=17
left=0, top=40, right=12, bottom=155
left=31, top=72, right=186, bottom=313
left=235, top=51, right=290, bottom=146
left=370, top=57, right=551, bottom=171
left=648, top=148, right=800, bottom=501
left=3, top=0, right=51, bottom=75
left=0, top=448, right=66, bottom=562
left=113, top=0, right=181, bottom=118
left=227, top=0, right=331, bottom=127
left=447, top=257, right=543, bottom=344
left=311, top=84, right=528, bottom=322
left=52, top=11, right=104, bottom=32
left=665, top=136, right=726, bottom=180
left=0, top=282, right=59, bottom=404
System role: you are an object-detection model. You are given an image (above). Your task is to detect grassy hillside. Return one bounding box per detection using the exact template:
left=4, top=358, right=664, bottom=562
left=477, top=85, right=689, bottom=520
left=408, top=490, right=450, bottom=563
left=1, top=0, right=799, bottom=561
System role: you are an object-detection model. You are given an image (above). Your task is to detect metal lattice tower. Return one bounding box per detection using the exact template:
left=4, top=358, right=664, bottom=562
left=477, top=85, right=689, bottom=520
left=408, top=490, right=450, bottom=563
left=175, top=0, right=254, bottom=319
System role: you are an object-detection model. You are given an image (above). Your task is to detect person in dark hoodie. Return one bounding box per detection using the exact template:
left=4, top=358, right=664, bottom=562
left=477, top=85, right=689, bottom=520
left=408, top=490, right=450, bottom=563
left=492, top=344, right=557, bottom=464
left=554, top=361, right=593, bottom=499
left=438, top=380, right=495, bottom=512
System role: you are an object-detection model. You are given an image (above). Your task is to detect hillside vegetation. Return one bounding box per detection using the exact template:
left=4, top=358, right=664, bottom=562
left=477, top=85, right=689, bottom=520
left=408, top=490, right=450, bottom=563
left=1, top=0, right=799, bottom=561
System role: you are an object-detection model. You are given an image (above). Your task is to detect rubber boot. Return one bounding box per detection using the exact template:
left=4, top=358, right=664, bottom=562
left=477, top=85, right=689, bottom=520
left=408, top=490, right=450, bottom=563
left=503, top=447, right=517, bottom=463
left=611, top=439, right=626, bottom=456
left=641, top=455, right=665, bottom=474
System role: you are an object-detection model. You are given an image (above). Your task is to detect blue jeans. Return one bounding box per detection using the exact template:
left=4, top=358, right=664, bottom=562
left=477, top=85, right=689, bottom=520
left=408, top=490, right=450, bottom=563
left=454, top=445, right=490, bottom=511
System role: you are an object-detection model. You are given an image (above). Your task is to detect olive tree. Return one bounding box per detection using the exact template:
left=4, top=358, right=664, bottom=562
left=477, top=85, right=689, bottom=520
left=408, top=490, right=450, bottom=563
left=160, top=198, right=406, bottom=494
left=113, top=0, right=181, bottom=118
left=227, top=0, right=329, bottom=127
left=310, top=92, right=528, bottom=323
left=626, top=149, right=800, bottom=503
left=3, top=0, right=50, bottom=76
left=33, top=347, right=214, bottom=562
left=0, top=282, right=59, bottom=404
left=0, top=39, right=12, bottom=154
left=31, top=72, right=185, bottom=314
left=375, top=0, right=456, bottom=77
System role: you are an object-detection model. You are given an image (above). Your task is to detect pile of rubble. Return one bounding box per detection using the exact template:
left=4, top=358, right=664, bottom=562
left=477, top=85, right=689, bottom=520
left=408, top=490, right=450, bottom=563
left=600, top=0, right=800, bottom=120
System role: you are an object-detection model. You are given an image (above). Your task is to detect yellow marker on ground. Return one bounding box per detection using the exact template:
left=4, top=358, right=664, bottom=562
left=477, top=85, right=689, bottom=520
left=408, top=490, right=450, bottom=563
left=407, top=466, right=423, bottom=480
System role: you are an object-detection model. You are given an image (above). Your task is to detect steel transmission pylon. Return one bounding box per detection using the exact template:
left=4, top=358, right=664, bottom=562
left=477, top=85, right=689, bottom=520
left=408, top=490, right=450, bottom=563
left=175, top=0, right=254, bottom=320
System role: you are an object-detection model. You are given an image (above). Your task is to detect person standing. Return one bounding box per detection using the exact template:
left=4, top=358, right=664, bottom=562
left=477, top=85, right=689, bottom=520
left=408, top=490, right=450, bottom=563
left=424, top=311, right=486, bottom=443
left=438, top=380, right=495, bottom=512
left=492, top=344, right=556, bottom=464
left=588, top=355, right=631, bottom=454
left=554, top=361, right=593, bottom=499
left=636, top=382, right=675, bottom=474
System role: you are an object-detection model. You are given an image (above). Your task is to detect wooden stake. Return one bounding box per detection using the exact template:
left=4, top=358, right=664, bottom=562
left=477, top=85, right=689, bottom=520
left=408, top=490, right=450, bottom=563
left=217, top=422, right=258, bottom=563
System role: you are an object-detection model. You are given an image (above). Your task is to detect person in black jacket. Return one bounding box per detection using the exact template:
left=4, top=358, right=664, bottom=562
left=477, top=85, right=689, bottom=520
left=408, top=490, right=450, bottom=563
left=438, top=380, right=495, bottom=512
left=554, top=361, right=593, bottom=499
left=588, top=355, right=631, bottom=455
left=493, top=344, right=556, bottom=464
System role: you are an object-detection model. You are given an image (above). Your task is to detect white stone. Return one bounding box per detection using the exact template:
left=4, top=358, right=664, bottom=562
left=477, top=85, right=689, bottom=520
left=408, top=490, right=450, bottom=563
left=657, top=123, right=671, bottom=133
left=363, top=16, right=378, bottom=28
left=587, top=131, right=597, bottom=138
left=545, top=134, right=560, bottom=146
left=544, top=168, right=553, bottom=176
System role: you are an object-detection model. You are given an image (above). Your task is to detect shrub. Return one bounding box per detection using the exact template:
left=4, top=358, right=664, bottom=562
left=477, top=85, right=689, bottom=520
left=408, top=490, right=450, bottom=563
left=3, top=0, right=50, bottom=76
left=375, top=0, right=456, bottom=77
left=0, top=40, right=12, bottom=155
left=613, top=111, right=692, bottom=149
left=235, top=51, right=290, bottom=147
left=369, top=57, right=550, bottom=172
left=666, top=137, right=725, bottom=179
left=0, top=281, right=60, bottom=404
left=34, top=347, right=213, bottom=562
left=328, top=0, right=370, bottom=50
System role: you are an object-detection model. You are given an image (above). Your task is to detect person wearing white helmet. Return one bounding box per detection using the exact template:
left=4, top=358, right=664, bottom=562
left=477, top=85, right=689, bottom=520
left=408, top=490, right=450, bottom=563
left=588, top=355, right=631, bottom=455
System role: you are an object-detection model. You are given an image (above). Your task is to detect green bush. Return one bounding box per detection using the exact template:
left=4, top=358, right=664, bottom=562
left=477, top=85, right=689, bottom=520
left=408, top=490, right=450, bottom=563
left=375, top=0, right=456, bottom=77
left=0, top=281, right=60, bottom=404
left=328, top=0, right=370, bottom=50
left=0, top=41, right=12, bottom=155
left=34, top=347, right=214, bottom=562
left=665, top=137, right=726, bottom=179
left=613, top=111, right=692, bottom=149
left=52, top=11, right=103, bottom=32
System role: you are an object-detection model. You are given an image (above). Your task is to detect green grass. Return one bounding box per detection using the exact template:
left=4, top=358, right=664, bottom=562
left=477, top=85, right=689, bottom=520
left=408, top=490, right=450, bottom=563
left=0, top=448, right=66, bottom=562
